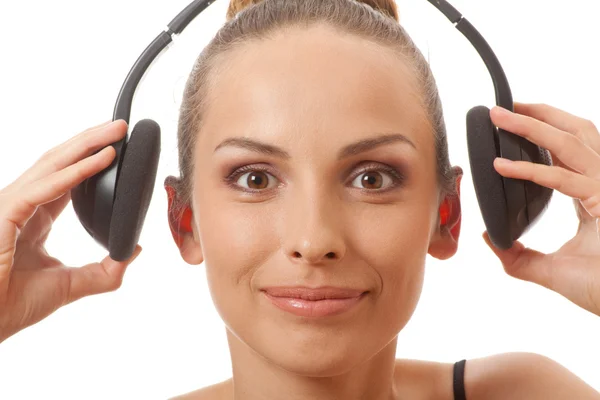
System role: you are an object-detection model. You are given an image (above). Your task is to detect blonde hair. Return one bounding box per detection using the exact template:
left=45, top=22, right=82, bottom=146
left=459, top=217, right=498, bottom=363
left=172, top=0, right=458, bottom=208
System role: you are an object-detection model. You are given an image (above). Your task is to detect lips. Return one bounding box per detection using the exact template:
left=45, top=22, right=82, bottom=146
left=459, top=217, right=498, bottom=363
left=261, top=287, right=367, bottom=300
left=261, top=287, right=368, bottom=318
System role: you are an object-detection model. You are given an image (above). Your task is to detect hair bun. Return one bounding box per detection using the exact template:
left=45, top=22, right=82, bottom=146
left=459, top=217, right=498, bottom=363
left=359, top=0, right=399, bottom=21
left=226, top=0, right=399, bottom=22
left=226, top=0, right=259, bottom=21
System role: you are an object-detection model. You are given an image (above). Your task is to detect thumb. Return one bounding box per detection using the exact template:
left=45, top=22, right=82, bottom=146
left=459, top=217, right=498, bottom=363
left=482, top=231, right=554, bottom=290
left=65, top=244, right=143, bottom=305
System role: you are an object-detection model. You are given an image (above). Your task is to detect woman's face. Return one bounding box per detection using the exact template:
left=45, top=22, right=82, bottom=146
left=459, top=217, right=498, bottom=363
left=181, top=24, right=457, bottom=376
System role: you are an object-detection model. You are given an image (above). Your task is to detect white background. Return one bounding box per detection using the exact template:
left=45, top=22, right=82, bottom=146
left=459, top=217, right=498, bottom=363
left=1, top=0, right=599, bottom=398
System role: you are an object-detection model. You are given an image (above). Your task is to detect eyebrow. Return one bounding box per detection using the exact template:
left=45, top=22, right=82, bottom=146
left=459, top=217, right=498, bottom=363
left=214, top=133, right=417, bottom=160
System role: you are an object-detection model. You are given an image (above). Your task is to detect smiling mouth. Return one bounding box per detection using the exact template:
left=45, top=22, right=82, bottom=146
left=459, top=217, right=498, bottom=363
left=262, top=291, right=368, bottom=318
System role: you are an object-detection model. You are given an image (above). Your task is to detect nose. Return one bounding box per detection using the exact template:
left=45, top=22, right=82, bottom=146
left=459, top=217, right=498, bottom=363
left=283, top=186, right=347, bottom=265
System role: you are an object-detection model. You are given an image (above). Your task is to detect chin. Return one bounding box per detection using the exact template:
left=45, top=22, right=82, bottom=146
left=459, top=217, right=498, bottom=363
left=248, top=314, right=383, bottom=377
left=268, top=343, right=369, bottom=377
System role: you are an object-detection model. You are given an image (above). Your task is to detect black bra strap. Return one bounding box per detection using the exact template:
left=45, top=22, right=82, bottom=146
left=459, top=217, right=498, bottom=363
left=453, top=359, right=467, bottom=400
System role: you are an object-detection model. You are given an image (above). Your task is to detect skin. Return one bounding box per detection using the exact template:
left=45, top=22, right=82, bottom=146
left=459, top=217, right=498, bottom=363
left=0, top=13, right=599, bottom=400
left=166, top=23, right=462, bottom=400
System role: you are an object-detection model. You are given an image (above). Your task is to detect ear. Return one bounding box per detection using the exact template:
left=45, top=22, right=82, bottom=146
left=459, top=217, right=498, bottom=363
left=428, top=168, right=463, bottom=261
left=164, top=176, right=204, bottom=265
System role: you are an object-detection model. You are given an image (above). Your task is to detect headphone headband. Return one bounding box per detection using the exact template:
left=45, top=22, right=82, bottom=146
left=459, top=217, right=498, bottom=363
left=113, top=0, right=512, bottom=125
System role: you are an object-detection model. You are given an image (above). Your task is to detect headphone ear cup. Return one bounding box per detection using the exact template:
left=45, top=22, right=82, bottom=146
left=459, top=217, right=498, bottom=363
left=108, top=119, right=161, bottom=261
left=522, top=142, right=554, bottom=230
left=466, top=106, right=512, bottom=249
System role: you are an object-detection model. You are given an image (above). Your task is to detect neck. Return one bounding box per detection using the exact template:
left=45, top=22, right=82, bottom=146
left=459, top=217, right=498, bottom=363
left=223, top=328, right=401, bottom=400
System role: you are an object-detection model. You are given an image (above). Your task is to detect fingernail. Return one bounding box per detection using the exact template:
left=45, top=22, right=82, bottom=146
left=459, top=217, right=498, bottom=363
left=493, top=106, right=511, bottom=116
left=495, top=157, right=512, bottom=165
left=130, top=246, right=143, bottom=263
left=108, top=119, right=128, bottom=128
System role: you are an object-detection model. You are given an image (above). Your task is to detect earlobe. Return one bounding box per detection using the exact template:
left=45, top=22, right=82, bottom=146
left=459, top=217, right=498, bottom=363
left=164, top=177, right=204, bottom=265
left=429, top=201, right=460, bottom=261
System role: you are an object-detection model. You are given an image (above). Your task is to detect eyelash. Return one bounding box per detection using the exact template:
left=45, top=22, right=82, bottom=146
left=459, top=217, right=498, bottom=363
left=223, top=162, right=406, bottom=194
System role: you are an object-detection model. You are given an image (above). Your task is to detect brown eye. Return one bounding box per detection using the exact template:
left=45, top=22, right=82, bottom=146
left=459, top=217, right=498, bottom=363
left=351, top=171, right=393, bottom=190
left=236, top=171, right=277, bottom=190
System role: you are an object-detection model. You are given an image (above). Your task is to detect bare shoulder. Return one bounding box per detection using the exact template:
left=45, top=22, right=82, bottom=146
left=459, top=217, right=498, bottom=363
left=462, top=352, right=600, bottom=400
left=169, top=378, right=232, bottom=400
left=394, top=353, right=599, bottom=400
left=168, top=354, right=599, bottom=400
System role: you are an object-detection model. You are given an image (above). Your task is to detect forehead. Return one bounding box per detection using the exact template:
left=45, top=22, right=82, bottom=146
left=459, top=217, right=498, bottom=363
left=199, top=23, right=432, bottom=156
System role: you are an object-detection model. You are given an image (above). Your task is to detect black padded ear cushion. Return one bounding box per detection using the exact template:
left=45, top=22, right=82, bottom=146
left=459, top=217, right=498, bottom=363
left=466, top=106, right=512, bottom=249
left=108, top=119, right=161, bottom=261
left=522, top=143, right=554, bottom=228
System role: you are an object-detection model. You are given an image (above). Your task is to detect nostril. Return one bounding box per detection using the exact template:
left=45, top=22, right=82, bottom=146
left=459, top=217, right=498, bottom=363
left=291, top=251, right=336, bottom=260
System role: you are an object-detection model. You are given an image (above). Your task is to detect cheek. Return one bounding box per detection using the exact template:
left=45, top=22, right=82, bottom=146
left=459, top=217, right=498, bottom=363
left=351, top=202, right=431, bottom=330
left=196, top=198, right=279, bottom=323
left=201, top=203, right=278, bottom=267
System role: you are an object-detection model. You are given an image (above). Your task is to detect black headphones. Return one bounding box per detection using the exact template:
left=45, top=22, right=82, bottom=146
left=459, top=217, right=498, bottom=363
left=71, top=0, right=553, bottom=262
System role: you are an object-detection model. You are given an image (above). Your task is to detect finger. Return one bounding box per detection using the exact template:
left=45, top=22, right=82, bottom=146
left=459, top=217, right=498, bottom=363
left=0, top=146, right=116, bottom=247
left=16, top=120, right=128, bottom=186
left=52, top=120, right=115, bottom=152
left=548, top=151, right=576, bottom=174
left=484, top=232, right=600, bottom=316
left=41, top=190, right=72, bottom=222
left=6, top=145, right=116, bottom=230
left=494, top=158, right=600, bottom=217
left=513, top=102, right=600, bottom=153
left=50, top=119, right=114, bottom=149
left=482, top=231, right=554, bottom=290
left=65, top=245, right=143, bottom=304
left=90, top=120, right=113, bottom=129
left=491, top=106, right=600, bottom=179
left=0, top=145, right=116, bottom=284
left=85, top=119, right=114, bottom=132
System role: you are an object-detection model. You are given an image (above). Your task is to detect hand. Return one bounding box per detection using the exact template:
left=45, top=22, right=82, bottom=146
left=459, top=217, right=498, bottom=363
left=0, top=120, right=142, bottom=343
left=482, top=102, right=600, bottom=317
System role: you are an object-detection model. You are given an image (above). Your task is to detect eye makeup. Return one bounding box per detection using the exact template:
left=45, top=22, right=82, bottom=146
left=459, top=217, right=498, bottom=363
left=221, top=160, right=409, bottom=195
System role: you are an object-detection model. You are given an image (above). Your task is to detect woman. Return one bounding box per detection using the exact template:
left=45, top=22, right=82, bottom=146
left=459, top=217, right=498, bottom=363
left=1, top=0, right=599, bottom=398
